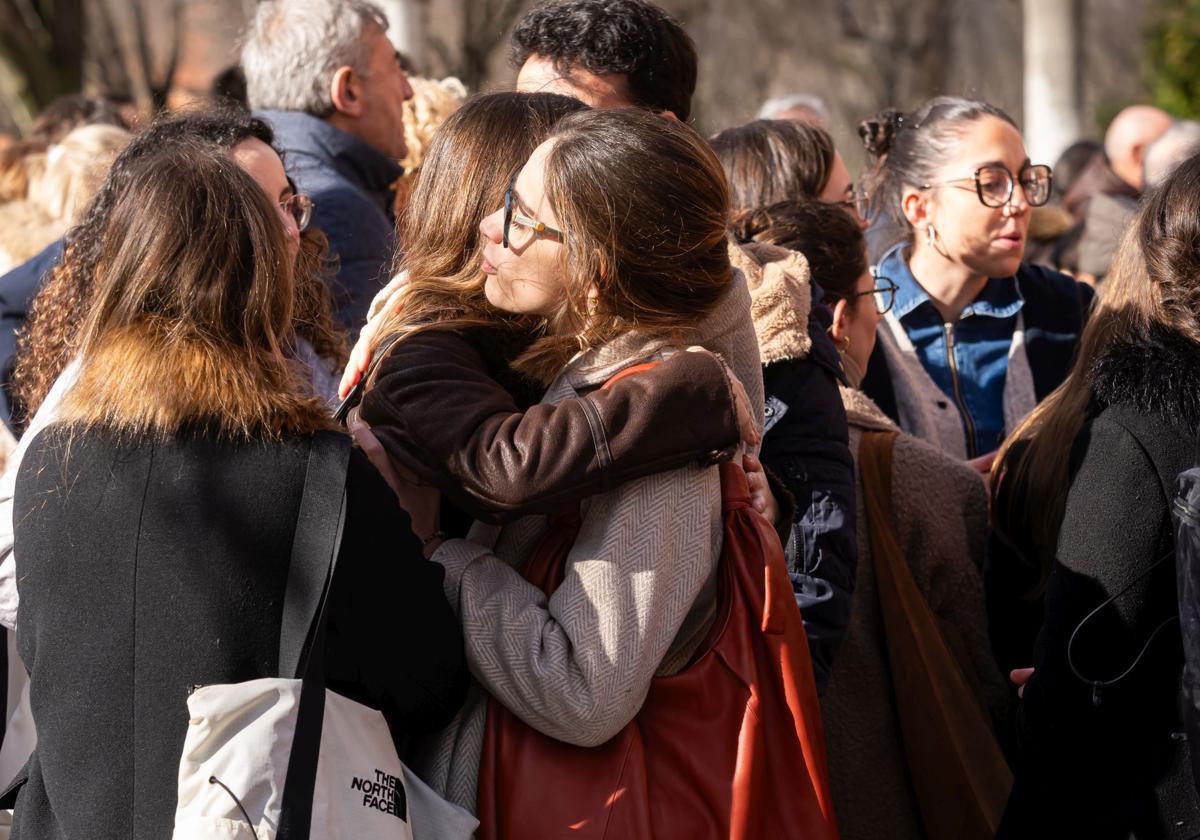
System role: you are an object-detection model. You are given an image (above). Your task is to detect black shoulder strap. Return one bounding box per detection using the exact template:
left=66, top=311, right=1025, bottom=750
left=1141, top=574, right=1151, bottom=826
left=277, top=431, right=355, bottom=839
left=277, top=429, right=352, bottom=679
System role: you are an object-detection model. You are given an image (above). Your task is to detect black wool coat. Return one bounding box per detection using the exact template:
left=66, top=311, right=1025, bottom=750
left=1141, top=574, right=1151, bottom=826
left=9, top=429, right=468, bottom=840
left=999, top=327, right=1200, bottom=838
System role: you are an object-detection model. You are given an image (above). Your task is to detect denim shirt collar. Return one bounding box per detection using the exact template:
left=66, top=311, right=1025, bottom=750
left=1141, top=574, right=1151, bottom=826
left=878, top=242, right=1025, bottom=322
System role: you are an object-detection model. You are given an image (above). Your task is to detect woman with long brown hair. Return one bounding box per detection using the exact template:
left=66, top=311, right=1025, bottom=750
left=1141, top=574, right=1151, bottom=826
left=358, top=108, right=835, bottom=837
left=989, top=154, right=1200, bottom=836
left=0, top=108, right=348, bottom=633
left=339, top=92, right=764, bottom=528
left=8, top=134, right=467, bottom=840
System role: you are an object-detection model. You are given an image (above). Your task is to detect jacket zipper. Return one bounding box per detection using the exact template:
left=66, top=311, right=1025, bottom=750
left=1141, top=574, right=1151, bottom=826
left=943, top=322, right=978, bottom=458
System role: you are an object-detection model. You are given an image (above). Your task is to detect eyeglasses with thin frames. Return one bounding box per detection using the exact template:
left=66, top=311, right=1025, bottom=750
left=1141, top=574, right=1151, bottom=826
left=832, top=186, right=870, bottom=219
left=922, top=163, right=1053, bottom=208
left=846, top=273, right=898, bottom=315
left=503, top=173, right=565, bottom=249
left=281, top=193, right=314, bottom=232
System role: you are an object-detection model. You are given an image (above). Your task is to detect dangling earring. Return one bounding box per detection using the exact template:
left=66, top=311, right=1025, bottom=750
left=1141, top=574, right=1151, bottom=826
left=839, top=334, right=851, bottom=353
left=926, top=224, right=938, bottom=248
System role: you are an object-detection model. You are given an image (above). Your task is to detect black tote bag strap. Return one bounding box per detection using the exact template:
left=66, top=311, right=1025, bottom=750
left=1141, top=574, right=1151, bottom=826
left=277, top=430, right=351, bottom=840
left=278, top=429, right=352, bottom=680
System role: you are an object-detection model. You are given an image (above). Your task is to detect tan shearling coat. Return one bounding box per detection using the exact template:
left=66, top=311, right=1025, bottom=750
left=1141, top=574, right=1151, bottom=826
left=820, top=386, right=1009, bottom=840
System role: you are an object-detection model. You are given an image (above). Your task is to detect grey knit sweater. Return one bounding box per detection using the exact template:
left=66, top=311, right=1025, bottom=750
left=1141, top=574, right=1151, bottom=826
left=414, top=272, right=764, bottom=813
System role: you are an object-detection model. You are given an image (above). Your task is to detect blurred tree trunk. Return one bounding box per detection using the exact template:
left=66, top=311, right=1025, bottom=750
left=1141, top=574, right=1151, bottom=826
left=0, top=0, right=86, bottom=109
left=1024, top=0, right=1084, bottom=162
left=0, top=0, right=184, bottom=130
left=94, top=0, right=185, bottom=115
left=427, top=0, right=525, bottom=90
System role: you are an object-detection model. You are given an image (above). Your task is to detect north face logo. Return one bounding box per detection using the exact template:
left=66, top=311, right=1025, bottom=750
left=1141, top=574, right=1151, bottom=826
left=350, top=769, right=408, bottom=821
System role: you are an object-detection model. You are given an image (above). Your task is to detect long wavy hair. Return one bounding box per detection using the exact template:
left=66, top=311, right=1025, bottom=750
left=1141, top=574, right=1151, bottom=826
left=368, top=92, right=586, bottom=368
left=11, top=106, right=345, bottom=427
left=58, top=138, right=333, bottom=439
left=991, top=152, right=1200, bottom=591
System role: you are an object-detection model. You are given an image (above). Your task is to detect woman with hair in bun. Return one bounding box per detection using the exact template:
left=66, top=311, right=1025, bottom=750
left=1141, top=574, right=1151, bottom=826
left=857, top=97, right=1093, bottom=470
left=742, top=198, right=1011, bottom=840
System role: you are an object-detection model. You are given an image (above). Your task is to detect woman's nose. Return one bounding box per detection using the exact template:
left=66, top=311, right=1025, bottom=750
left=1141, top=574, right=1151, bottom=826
left=480, top=208, right=503, bottom=244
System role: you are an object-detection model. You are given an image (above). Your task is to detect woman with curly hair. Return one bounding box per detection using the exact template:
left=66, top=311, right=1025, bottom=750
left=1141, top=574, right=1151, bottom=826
left=0, top=107, right=348, bottom=632
left=8, top=128, right=465, bottom=840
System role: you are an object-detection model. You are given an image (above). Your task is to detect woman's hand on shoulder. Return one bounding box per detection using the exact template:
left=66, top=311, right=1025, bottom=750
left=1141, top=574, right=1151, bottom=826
left=339, top=316, right=381, bottom=399
left=742, top=451, right=779, bottom=524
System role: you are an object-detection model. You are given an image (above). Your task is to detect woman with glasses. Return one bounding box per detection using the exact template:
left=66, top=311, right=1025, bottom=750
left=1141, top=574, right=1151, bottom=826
left=711, top=118, right=860, bottom=695
left=858, top=97, right=1094, bottom=470
left=6, top=124, right=468, bottom=840
left=358, top=108, right=837, bottom=835
left=738, top=197, right=1010, bottom=840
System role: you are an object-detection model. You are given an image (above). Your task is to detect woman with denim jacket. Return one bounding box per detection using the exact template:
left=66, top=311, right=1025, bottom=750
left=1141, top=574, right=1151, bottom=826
left=857, top=97, right=1093, bottom=469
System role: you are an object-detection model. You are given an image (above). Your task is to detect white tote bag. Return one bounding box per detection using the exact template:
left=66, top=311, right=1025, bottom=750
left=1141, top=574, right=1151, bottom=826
left=171, top=433, right=476, bottom=840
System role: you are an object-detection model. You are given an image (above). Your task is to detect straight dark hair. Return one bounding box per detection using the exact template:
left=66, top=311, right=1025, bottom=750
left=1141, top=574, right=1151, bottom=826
left=710, top=119, right=837, bottom=213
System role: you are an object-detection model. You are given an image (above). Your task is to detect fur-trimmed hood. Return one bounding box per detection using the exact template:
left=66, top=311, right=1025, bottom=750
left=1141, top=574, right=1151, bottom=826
left=1089, top=324, right=1200, bottom=429
left=728, top=241, right=813, bottom=365
left=58, top=322, right=334, bottom=439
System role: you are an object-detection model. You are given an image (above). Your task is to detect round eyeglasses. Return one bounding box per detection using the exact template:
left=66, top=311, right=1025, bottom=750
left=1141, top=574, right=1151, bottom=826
left=846, top=274, right=898, bottom=315
left=281, top=193, right=314, bottom=232
left=923, top=163, right=1053, bottom=208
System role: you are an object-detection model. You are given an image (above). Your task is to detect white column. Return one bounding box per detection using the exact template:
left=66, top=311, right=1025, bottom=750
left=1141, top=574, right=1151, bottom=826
left=377, top=0, right=426, bottom=70
left=1023, top=0, right=1083, bottom=163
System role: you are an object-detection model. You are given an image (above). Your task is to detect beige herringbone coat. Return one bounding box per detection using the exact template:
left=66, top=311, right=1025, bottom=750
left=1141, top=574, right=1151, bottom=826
left=416, top=274, right=764, bottom=812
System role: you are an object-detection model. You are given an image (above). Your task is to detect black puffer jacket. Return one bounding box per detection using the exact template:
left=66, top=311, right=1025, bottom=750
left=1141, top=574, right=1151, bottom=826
left=731, top=243, right=857, bottom=694
left=999, top=327, right=1200, bottom=838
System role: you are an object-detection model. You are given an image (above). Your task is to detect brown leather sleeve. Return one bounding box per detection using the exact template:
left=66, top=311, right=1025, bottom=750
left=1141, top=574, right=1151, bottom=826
left=358, top=329, right=739, bottom=523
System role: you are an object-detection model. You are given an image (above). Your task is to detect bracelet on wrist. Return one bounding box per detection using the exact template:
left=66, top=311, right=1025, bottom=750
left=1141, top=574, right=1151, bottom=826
left=420, top=530, right=446, bottom=547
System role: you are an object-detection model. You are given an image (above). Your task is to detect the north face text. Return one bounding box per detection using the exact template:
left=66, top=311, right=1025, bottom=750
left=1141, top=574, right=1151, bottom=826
left=350, top=769, right=408, bottom=821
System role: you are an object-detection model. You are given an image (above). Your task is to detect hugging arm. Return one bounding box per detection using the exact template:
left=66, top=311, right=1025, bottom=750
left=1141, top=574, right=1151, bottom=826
left=358, top=330, right=741, bottom=523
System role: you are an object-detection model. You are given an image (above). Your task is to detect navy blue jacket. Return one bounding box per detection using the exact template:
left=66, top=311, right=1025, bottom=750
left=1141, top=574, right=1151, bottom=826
left=0, top=239, right=64, bottom=432
left=257, top=110, right=402, bottom=331
left=760, top=298, right=857, bottom=695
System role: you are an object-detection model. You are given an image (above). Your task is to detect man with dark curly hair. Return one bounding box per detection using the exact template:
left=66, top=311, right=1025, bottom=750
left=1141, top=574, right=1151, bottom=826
left=511, top=0, right=697, bottom=121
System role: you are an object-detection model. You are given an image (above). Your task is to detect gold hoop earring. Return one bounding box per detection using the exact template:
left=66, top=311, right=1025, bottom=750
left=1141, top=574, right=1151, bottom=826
left=839, top=334, right=851, bottom=353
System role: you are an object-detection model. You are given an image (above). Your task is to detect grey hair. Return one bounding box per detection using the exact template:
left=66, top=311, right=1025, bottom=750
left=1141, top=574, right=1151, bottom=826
left=241, top=0, right=389, bottom=117
left=1144, top=121, right=1200, bottom=189
left=757, top=94, right=829, bottom=123
left=858, top=96, right=1017, bottom=237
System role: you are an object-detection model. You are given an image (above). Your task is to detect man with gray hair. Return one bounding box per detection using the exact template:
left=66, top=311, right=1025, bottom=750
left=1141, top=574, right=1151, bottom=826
left=757, top=93, right=829, bottom=126
left=242, top=0, right=412, bottom=331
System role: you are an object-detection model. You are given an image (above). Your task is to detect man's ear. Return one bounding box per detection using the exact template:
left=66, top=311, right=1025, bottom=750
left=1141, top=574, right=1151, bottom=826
left=329, top=65, right=364, bottom=118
